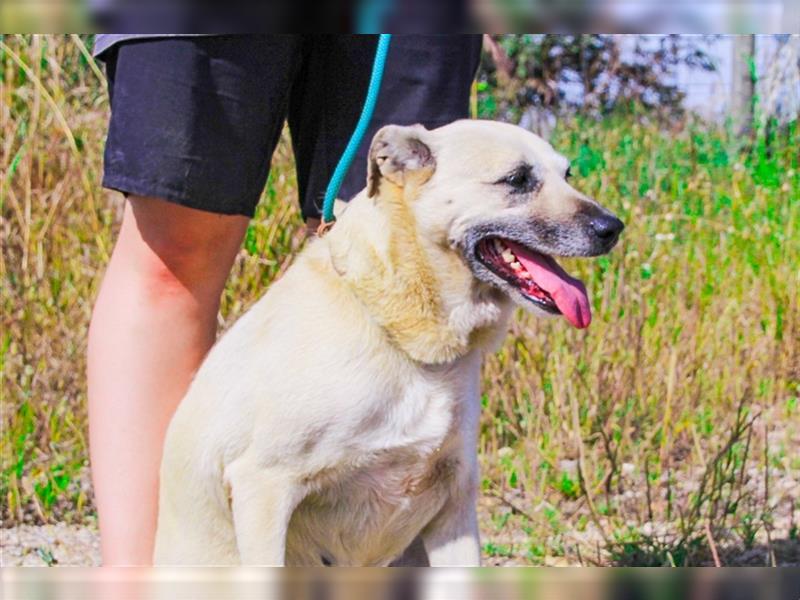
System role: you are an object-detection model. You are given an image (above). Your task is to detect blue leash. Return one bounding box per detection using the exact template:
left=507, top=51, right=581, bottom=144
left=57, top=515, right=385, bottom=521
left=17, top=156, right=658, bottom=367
left=319, top=34, right=391, bottom=233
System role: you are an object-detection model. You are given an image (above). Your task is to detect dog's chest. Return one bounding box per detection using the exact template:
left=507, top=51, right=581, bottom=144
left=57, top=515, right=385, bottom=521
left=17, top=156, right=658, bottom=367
left=286, top=442, right=461, bottom=566
left=284, top=364, right=480, bottom=566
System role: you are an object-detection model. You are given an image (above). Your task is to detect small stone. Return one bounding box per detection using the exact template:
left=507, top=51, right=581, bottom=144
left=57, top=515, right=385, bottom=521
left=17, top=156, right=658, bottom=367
left=559, top=459, right=578, bottom=475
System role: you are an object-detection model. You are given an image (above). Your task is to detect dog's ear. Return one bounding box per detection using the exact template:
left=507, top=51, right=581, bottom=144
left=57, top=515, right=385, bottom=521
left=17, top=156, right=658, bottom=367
left=367, top=124, right=435, bottom=198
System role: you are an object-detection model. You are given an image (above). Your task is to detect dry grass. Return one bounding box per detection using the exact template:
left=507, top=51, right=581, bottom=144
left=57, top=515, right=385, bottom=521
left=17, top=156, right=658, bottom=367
left=2, top=35, right=798, bottom=566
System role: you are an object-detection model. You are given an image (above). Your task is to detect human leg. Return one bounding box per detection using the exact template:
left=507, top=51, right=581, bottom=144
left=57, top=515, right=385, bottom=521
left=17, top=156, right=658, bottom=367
left=89, top=35, right=300, bottom=564
left=88, top=197, right=248, bottom=565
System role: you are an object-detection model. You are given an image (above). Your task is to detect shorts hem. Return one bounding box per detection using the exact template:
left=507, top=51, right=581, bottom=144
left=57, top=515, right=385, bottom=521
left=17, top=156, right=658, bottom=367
left=102, top=173, right=256, bottom=218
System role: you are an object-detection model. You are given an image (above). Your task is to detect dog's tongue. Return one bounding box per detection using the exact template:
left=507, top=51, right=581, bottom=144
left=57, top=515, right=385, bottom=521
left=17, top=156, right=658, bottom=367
left=505, top=241, right=592, bottom=329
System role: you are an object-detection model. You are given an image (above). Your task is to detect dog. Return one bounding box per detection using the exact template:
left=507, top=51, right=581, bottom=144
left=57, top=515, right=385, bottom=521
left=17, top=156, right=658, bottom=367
left=153, top=119, right=623, bottom=566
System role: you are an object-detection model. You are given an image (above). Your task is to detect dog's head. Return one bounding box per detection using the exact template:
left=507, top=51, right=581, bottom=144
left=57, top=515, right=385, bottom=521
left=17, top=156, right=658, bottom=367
left=366, top=120, right=624, bottom=329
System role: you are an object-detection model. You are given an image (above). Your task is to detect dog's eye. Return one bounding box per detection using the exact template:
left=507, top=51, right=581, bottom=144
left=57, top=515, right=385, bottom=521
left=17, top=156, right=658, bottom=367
left=499, top=166, right=536, bottom=193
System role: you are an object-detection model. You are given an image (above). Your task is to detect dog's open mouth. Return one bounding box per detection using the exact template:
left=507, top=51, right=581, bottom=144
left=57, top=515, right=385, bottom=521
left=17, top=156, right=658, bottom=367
left=475, top=238, right=592, bottom=328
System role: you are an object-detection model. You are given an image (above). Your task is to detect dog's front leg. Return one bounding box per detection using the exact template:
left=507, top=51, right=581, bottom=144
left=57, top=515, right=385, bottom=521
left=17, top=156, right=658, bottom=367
left=421, top=486, right=482, bottom=567
left=226, top=458, right=304, bottom=566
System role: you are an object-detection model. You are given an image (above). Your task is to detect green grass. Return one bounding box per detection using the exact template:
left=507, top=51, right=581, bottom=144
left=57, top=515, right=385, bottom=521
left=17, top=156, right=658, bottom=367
left=2, top=35, right=798, bottom=566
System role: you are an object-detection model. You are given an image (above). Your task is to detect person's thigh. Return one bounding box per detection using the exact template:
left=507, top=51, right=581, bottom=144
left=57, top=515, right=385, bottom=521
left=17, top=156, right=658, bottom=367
left=288, top=34, right=483, bottom=221
left=102, top=35, right=302, bottom=218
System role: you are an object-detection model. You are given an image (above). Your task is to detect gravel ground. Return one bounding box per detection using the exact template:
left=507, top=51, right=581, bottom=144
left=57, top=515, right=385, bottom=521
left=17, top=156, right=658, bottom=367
left=0, top=488, right=800, bottom=566
left=2, top=523, right=101, bottom=566
left=2, top=516, right=797, bottom=567
left=1, top=523, right=519, bottom=567
left=0, top=522, right=525, bottom=567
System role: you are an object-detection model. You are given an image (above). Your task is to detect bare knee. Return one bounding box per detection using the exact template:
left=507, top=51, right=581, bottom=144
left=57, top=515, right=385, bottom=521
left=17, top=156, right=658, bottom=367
left=112, top=196, right=249, bottom=306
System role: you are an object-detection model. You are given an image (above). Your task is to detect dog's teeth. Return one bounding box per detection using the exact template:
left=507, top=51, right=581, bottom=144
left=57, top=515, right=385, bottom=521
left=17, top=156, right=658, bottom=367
left=493, top=239, right=503, bottom=252
left=501, top=250, right=515, bottom=263
left=520, top=271, right=533, bottom=279
left=511, top=261, right=522, bottom=270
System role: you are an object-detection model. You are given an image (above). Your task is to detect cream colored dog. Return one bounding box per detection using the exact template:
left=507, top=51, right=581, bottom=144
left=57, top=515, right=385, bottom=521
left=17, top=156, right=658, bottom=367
left=153, top=120, right=623, bottom=566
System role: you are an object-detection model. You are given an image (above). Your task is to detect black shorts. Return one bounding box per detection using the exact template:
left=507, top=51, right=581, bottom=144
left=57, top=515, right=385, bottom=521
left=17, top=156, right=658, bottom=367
left=101, top=35, right=482, bottom=220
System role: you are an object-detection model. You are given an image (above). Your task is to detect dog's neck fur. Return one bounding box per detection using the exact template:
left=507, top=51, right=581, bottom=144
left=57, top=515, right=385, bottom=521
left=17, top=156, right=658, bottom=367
left=324, top=183, right=511, bottom=364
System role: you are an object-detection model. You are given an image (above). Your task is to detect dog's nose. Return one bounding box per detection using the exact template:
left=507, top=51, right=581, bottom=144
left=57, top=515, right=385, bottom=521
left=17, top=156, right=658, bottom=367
left=590, top=214, right=624, bottom=241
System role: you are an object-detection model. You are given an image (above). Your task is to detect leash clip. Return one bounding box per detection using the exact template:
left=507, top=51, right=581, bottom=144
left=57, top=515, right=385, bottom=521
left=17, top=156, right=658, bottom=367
left=316, top=218, right=336, bottom=237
